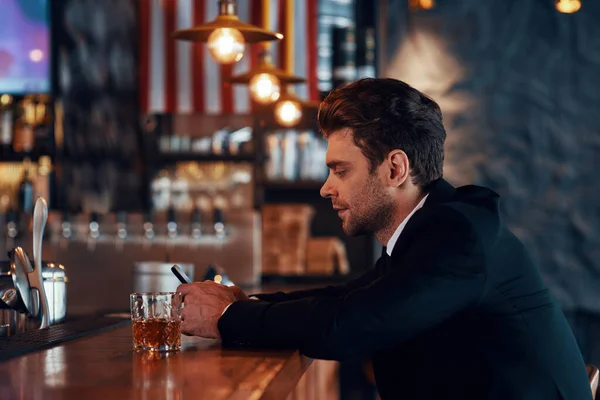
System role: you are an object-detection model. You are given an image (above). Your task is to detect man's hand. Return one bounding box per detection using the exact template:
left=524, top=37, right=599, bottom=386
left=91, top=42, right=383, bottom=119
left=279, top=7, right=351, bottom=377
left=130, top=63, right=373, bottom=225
left=229, top=286, right=249, bottom=301
left=178, top=281, right=236, bottom=339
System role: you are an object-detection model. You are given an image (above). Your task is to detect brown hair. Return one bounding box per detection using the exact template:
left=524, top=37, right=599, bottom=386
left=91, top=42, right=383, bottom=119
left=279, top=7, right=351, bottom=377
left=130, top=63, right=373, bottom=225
left=317, top=78, right=446, bottom=188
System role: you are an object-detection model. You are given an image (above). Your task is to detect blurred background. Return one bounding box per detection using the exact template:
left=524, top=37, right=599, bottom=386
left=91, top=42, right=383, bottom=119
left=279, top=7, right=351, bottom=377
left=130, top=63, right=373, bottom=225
left=0, top=0, right=598, bottom=398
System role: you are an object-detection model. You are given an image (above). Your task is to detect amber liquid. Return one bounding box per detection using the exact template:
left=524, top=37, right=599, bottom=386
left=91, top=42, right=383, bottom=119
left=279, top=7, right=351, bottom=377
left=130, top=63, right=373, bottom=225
left=132, top=318, right=181, bottom=351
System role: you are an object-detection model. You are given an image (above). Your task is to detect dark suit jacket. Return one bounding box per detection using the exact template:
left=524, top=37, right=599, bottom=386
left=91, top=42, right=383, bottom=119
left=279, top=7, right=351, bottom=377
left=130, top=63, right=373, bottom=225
left=218, top=178, right=591, bottom=399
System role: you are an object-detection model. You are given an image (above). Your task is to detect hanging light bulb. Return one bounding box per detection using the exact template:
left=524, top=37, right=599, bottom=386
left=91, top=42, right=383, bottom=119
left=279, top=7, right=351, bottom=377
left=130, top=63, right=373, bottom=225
left=419, top=0, right=435, bottom=9
left=555, top=0, right=581, bottom=13
left=227, top=50, right=305, bottom=101
left=409, top=0, right=435, bottom=10
left=275, top=99, right=302, bottom=127
left=172, top=0, right=282, bottom=65
left=249, top=73, right=281, bottom=104
left=207, top=28, right=245, bottom=64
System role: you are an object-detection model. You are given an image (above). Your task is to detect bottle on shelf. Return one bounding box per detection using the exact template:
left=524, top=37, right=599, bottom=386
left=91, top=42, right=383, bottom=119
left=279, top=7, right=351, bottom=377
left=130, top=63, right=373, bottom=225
left=34, top=156, right=52, bottom=208
left=32, top=94, right=54, bottom=154
left=356, top=27, right=376, bottom=79
left=332, top=26, right=358, bottom=89
left=0, top=94, right=14, bottom=153
left=317, top=0, right=356, bottom=99
left=12, top=96, right=36, bottom=154
left=18, top=158, right=34, bottom=213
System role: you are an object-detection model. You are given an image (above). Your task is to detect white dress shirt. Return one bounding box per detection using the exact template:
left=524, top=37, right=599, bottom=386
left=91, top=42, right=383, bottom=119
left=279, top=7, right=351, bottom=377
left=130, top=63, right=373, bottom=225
left=386, top=194, right=429, bottom=257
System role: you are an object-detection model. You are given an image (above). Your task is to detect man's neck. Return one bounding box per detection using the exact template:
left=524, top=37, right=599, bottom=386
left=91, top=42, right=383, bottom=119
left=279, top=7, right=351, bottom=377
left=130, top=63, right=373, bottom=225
left=374, top=190, right=426, bottom=247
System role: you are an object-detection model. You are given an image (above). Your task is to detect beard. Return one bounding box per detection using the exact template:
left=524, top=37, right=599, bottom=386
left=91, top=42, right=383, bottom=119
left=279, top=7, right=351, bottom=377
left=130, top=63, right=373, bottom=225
left=340, top=174, right=395, bottom=237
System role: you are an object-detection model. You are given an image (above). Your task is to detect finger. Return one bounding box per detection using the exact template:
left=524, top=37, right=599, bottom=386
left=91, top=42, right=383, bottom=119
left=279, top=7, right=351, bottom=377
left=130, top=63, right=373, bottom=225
left=177, top=283, right=194, bottom=296
left=203, top=280, right=224, bottom=287
left=180, top=306, right=190, bottom=321
left=181, top=319, right=193, bottom=336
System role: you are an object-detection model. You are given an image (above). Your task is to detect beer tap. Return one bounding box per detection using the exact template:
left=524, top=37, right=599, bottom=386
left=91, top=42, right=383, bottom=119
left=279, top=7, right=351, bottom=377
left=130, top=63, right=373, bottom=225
left=142, top=211, right=155, bottom=250
left=115, top=211, right=128, bottom=252
left=60, top=211, right=71, bottom=250
left=167, top=207, right=178, bottom=238
left=211, top=208, right=227, bottom=280
left=166, top=206, right=177, bottom=250
left=189, top=207, right=202, bottom=249
left=5, top=208, right=18, bottom=251
left=87, top=212, right=100, bottom=252
left=213, top=208, right=225, bottom=240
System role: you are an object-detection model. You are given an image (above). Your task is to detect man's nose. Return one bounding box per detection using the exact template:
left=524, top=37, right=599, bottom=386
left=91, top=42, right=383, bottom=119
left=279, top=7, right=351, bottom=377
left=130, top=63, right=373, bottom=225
left=320, top=175, right=336, bottom=198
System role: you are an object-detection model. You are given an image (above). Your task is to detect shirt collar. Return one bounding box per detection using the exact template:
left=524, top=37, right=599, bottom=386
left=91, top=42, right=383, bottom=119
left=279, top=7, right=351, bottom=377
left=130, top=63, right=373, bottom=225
left=386, top=194, right=429, bottom=257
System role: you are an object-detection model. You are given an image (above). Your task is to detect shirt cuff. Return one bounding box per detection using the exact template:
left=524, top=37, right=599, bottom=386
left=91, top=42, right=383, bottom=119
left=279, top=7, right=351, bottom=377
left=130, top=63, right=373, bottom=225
left=221, top=297, right=259, bottom=317
left=221, top=302, right=233, bottom=317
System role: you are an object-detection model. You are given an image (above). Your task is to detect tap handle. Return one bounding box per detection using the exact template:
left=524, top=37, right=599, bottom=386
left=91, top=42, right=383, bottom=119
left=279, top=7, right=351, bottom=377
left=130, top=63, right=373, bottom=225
left=6, top=208, right=18, bottom=237
left=190, top=208, right=202, bottom=239
left=6, top=208, right=17, bottom=223
left=213, top=208, right=224, bottom=226
left=61, top=210, right=70, bottom=227
left=88, top=212, right=100, bottom=238
left=191, top=208, right=201, bottom=225
left=116, top=211, right=128, bottom=243
left=213, top=208, right=225, bottom=238
left=167, top=207, right=176, bottom=224
left=145, top=210, right=154, bottom=224
left=167, top=207, right=177, bottom=238
left=90, top=212, right=99, bottom=224
left=117, top=211, right=127, bottom=225
left=60, top=210, right=72, bottom=241
left=143, top=210, right=155, bottom=240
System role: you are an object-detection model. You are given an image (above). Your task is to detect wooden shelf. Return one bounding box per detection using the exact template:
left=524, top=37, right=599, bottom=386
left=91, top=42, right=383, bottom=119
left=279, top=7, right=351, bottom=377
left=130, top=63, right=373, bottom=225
left=263, top=180, right=325, bottom=190
left=0, top=150, right=55, bottom=163
left=157, top=152, right=258, bottom=164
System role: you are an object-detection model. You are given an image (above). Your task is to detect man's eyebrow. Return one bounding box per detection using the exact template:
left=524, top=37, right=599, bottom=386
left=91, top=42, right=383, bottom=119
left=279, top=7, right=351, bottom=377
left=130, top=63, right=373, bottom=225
left=326, top=160, right=352, bottom=169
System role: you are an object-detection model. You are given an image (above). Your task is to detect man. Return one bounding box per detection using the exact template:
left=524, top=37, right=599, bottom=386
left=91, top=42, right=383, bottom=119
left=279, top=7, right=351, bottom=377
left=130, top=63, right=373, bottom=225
left=178, top=78, right=591, bottom=399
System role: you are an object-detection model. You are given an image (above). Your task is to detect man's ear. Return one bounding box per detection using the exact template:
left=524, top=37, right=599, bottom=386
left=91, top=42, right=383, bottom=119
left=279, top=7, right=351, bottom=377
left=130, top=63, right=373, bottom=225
left=386, top=150, right=410, bottom=187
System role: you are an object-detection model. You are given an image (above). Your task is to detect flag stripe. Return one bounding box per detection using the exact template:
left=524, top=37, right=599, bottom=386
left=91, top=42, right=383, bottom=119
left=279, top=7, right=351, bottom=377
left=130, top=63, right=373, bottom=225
left=192, top=0, right=205, bottom=113
left=164, top=0, right=177, bottom=113
left=149, top=0, right=166, bottom=112
left=269, top=0, right=279, bottom=65
left=293, top=0, right=307, bottom=100
left=278, top=0, right=288, bottom=72
left=221, top=63, right=234, bottom=114
left=233, top=0, right=251, bottom=114
left=176, top=0, right=193, bottom=113
left=204, top=0, right=221, bottom=114
left=139, top=0, right=150, bottom=113
left=250, top=0, right=263, bottom=113
left=307, top=0, right=318, bottom=101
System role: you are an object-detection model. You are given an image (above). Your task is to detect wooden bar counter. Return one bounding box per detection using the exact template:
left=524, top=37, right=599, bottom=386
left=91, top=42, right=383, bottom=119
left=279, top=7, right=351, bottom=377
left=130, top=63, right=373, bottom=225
left=0, top=323, right=322, bottom=400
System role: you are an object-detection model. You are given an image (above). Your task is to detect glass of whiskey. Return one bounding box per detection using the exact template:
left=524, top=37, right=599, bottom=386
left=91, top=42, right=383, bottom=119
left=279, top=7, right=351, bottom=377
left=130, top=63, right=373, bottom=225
left=130, top=292, right=182, bottom=351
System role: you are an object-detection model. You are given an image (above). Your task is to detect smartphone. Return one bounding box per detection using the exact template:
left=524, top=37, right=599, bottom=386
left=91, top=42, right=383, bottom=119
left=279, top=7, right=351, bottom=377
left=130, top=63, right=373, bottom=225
left=171, top=264, right=193, bottom=284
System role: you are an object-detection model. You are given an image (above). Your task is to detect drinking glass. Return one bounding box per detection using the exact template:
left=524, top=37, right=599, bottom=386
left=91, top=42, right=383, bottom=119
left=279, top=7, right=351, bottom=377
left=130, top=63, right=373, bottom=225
left=130, top=292, right=182, bottom=351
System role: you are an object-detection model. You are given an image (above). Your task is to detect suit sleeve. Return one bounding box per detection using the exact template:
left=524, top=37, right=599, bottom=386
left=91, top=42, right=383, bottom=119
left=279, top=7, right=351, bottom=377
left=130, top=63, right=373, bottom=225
left=249, top=256, right=387, bottom=302
left=218, top=207, right=487, bottom=363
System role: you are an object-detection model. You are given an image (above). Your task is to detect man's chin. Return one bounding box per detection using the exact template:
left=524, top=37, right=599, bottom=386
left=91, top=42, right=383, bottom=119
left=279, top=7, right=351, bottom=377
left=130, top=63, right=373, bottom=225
left=342, top=221, right=367, bottom=237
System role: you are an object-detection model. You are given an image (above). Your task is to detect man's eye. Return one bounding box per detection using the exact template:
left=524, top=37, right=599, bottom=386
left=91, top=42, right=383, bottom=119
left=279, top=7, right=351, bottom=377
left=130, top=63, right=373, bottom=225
left=335, top=170, right=346, bottom=177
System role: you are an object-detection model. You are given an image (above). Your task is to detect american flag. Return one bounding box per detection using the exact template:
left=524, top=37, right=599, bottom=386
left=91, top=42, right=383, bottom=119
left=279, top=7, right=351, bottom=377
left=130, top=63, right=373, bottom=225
left=138, top=0, right=319, bottom=115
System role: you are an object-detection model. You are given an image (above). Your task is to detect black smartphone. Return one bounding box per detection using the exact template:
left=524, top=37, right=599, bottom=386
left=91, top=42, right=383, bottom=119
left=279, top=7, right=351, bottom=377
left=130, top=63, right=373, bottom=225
left=171, top=264, right=193, bottom=284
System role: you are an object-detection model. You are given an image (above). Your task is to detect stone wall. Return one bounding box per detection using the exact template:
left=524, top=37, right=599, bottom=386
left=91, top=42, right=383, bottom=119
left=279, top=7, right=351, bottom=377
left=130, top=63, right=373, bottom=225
left=382, top=0, right=600, bottom=312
